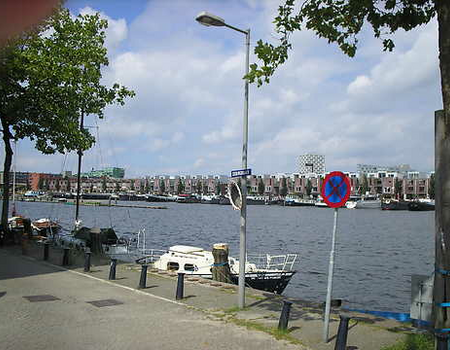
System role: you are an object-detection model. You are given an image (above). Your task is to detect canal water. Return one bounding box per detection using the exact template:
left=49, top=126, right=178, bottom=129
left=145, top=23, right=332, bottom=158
left=12, top=200, right=434, bottom=313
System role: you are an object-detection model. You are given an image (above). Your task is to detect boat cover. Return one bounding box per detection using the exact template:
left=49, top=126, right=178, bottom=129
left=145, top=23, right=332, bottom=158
left=73, top=227, right=118, bottom=253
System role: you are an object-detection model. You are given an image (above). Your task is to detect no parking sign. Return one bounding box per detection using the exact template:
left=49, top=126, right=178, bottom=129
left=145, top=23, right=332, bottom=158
left=321, top=171, right=351, bottom=208
left=321, top=170, right=350, bottom=342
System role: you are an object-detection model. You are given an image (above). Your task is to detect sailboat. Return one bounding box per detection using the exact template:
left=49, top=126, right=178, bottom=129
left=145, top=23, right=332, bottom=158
left=53, top=112, right=124, bottom=255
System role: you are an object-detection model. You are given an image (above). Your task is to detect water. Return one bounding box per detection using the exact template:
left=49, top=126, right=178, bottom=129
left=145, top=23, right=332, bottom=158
left=11, top=200, right=434, bottom=313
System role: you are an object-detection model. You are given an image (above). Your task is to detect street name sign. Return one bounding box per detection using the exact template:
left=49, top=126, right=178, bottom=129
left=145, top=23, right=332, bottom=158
left=231, top=168, right=252, bottom=178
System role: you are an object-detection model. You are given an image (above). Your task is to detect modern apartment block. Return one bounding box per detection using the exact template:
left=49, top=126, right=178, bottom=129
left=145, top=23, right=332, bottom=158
left=80, top=167, right=125, bottom=179
left=299, top=154, right=326, bottom=174
left=357, top=164, right=411, bottom=174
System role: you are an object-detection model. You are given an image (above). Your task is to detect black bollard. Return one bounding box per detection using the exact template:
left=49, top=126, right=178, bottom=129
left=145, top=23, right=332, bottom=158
left=62, top=247, right=70, bottom=266
left=176, top=272, right=185, bottom=300
left=43, top=242, right=50, bottom=261
left=84, top=251, right=91, bottom=272
left=278, top=300, right=293, bottom=330
left=436, top=333, right=448, bottom=350
left=334, top=314, right=351, bottom=350
left=109, top=258, right=117, bottom=280
left=138, top=264, right=148, bottom=289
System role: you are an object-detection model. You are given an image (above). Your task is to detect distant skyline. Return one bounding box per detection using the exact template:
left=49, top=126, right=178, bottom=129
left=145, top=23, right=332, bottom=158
left=1, top=0, right=441, bottom=177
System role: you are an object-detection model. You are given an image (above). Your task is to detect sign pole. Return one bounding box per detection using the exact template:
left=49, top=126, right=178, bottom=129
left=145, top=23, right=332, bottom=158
left=323, top=207, right=339, bottom=342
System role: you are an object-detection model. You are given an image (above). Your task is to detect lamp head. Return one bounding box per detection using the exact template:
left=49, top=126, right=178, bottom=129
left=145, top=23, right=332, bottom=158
left=195, top=11, right=225, bottom=27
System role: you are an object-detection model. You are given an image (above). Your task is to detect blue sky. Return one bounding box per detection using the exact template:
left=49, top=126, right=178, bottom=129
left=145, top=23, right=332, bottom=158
left=4, top=0, right=442, bottom=178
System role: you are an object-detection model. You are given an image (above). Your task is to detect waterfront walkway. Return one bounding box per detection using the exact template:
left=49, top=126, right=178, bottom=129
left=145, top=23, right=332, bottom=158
left=1, top=243, right=414, bottom=349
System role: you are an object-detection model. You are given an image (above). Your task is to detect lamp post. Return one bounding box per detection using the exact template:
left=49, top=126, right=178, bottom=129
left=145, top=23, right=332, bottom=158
left=196, top=11, right=250, bottom=309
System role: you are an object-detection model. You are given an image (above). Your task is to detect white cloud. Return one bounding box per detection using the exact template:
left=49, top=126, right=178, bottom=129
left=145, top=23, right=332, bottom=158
left=4, top=2, right=440, bottom=176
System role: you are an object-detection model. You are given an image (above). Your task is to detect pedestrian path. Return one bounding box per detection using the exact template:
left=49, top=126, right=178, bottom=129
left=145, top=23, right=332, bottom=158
left=1, top=243, right=415, bottom=349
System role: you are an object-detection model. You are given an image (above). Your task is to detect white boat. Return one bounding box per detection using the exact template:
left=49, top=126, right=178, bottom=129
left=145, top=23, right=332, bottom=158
left=314, top=201, right=328, bottom=208
left=355, top=199, right=381, bottom=209
left=345, top=201, right=357, bottom=209
left=108, top=244, right=298, bottom=294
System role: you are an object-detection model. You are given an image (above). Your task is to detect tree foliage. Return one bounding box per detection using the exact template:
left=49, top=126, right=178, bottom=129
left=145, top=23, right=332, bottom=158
left=0, top=8, right=134, bottom=239
left=280, top=177, right=288, bottom=197
left=177, top=180, right=185, bottom=195
left=258, top=179, right=265, bottom=195
left=306, top=179, right=312, bottom=197
left=247, top=0, right=439, bottom=86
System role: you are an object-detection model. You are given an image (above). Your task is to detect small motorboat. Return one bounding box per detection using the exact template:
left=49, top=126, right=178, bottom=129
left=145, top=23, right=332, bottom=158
left=109, top=244, right=298, bottom=294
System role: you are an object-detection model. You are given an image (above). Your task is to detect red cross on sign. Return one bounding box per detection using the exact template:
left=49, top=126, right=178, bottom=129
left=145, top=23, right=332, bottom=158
left=321, top=171, right=351, bottom=208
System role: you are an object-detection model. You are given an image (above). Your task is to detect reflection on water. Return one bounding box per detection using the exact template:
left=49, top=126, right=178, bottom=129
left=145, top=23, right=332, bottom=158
left=11, top=200, right=433, bottom=312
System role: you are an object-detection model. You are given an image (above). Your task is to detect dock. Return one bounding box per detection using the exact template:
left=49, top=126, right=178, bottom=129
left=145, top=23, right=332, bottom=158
left=1, top=242, right=418, bottom=350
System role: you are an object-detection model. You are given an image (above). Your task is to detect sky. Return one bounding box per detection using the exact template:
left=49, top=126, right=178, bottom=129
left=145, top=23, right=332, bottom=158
left=3, top=0, right=442, bottom=178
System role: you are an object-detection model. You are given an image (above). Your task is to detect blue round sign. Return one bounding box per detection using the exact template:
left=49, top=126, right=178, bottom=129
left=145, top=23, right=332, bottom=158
left=321, top=171, right=351, bottom=208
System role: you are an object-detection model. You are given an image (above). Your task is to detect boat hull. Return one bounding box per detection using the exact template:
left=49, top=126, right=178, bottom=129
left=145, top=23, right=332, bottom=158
left=195, top=271, right=296, bottom=294
left=408, top=202, right=435, bottom=211
left=381, top=201, right=409, bottom=210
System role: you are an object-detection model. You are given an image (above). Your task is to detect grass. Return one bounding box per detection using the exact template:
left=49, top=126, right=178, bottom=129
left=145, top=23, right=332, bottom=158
left=230, top=318, right=303, bottom=345
left=381, top=333, right=434, bottom=350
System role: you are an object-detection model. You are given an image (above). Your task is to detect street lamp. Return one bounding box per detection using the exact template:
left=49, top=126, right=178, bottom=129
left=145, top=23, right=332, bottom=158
left=196, top=11, right=250, bottom=309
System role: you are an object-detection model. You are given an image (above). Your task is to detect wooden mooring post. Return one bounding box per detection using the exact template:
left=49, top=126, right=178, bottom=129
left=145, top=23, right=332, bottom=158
left=212, top=243, right=232, bottom=283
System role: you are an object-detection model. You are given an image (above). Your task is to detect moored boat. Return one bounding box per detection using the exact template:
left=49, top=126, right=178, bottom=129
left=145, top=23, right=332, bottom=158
left=355, top=199, right=381, bottom=209
left=381, top=200, right=409, bottom=211
left=112, top=244, right=298, bottom=294
left=408, top=200, right=435, bottom=211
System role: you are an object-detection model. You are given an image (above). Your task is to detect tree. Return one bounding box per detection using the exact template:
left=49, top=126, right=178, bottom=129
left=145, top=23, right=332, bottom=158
left=102, top=177, right=107, bottom=192
left=305, top=179, right=312, bottom=197
left=0, top=8, right=134, bottom=241
left=145, top=180, right=150, bottom=194
left=55, top=179, right=60, bottom=193
left=130, top=180, right=135, bottom=192
left=160, top=179, right=165, bottom=194
left=394, top=178, right=403, bottom=199
left=280, top=178, right=288, bottom=197
left=177, top=180, right=185, bottom=195
left=196, top=181, right=202, bottom=195
left=203, top=182, right=209, bottom=195
left=360, top=174, right=369, bottom=196
left=115, top=181, right=120, bottom=193
left=258, top=179, right=265, bottom=196
left=429, top=173, right=435, bottom=199
left=37, top=178, right=44, bottom=191
left=215, top=182, right=221, bottom=195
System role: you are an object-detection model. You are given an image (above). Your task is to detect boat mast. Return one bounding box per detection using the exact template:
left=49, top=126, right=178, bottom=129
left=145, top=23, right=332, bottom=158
left=75, top=111, right=85, bottom=223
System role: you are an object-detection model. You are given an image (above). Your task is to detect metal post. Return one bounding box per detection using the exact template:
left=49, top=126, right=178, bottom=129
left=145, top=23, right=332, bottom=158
left=436, top=333, right=448, bottom=350
left=278, top=300, right=293, bottom=330
left=43, top=242, right=49, bottom=261
left=84, top=251, right=91, bottom=272
left=433, top=110, right=450, bottom=345
left=62, top=247, right=70, bottom=266
left=109, top=258, right=117, bottom=280
left=334, top=314, right=350, bottom=350
left=323, top=208, right=339, bottom=342
left=138, top=264, right=148, bottom=289
left=176, top=272, right=185, bottom=300
left=238, top=28, right=250, bottom=310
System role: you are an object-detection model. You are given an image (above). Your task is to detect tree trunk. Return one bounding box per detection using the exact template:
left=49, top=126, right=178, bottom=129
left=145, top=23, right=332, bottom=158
left=433, top=1, right=450, bottom=341
left=1, top=118, right=13, bottom=244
